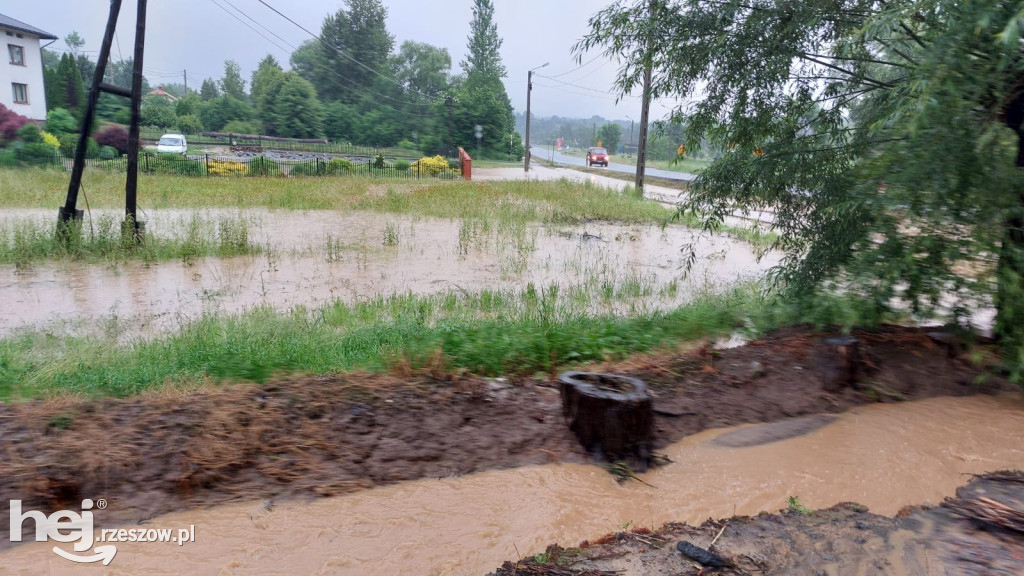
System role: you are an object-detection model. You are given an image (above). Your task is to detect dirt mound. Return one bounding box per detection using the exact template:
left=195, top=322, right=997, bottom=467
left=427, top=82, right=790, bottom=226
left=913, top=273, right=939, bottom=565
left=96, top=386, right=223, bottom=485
left=490, top=472, right=1024, bottom=575
left=0, top=325, right=1013, bottom=549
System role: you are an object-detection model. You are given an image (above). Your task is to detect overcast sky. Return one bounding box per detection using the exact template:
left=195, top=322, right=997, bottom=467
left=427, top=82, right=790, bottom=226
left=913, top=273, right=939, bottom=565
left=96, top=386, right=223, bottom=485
left=5, top=0, right=684, bottom=121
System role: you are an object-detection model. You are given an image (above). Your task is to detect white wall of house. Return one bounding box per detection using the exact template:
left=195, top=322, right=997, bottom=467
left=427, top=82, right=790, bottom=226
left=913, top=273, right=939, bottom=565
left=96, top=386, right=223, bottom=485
left=1, top=27, right=48, bottom=120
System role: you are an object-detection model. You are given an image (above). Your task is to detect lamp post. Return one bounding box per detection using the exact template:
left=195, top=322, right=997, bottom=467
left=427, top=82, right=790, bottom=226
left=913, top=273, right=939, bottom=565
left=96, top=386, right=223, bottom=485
left=524, top=62, right=549, bottom=172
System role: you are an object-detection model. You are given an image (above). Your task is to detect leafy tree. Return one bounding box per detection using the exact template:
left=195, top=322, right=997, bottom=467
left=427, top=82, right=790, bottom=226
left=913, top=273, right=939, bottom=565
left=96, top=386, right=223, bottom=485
left=175, top=92, right=202, bottom=117
left=177, top=114, right=204, bottom=134
left=219, top=60, right=246, bottom=100
left=579, top=0, right=1024, bottom=378
left=55, top=53, right=86, bottom=116
left=596, top=123, right=622, bottom=153
left=200, top=78, right=220, bottom=101
left=198, top=96, right=252, bottom=132
left=141, top=97, right=177, bottom=129
left=454, top=0, right=514, bottom=156
left=63, top=31, right=85, bottom=56
left=93, top=125, right=129, bottom=155
left=45, top=108, right=78, bottom=135
left=323, top=101, right=357, bottom=142
left=270, top=73, right=323, bottom=138
left=107, top=59, right=152, bottom=94
left=392, top=41, right=451, bottom=98
left=313, top=0, right=394, bottom=103
left=289, top=40, right=319, bottom=84
left=251, top=55, right=286, bottom=134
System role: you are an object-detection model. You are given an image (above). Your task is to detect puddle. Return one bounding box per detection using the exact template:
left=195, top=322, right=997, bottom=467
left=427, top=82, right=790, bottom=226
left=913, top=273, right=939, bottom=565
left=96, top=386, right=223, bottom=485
left=1, top=395, right=1022, bottom=575
left=0, top=208, right=779, bottom=339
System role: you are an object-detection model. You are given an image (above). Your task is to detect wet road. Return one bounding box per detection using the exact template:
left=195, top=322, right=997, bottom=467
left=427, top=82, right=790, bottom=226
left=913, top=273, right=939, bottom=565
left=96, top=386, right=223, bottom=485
left=529, top=146, right=697, bottom=182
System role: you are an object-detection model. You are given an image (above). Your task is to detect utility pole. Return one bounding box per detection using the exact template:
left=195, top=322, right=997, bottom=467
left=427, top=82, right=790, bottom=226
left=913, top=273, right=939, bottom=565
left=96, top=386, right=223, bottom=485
left=445, top=95, right=453, bottom=158
left=634, top=0, right=655, bottom=195
left=183, top=69, right=187, bottom=93
left=524, top=62, right=549, bottom=172
left=124, top=0, right=148, bottom=241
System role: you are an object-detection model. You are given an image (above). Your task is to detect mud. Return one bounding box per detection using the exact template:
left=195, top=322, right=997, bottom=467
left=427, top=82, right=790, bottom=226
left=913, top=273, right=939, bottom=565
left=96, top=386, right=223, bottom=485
left=0, top=325, right=1015, bottom=556
left=494, top=472, right=1024, bottom=576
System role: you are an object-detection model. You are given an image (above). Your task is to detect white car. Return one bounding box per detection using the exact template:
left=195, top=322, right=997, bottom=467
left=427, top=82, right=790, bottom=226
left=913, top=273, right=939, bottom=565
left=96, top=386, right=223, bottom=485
left=156, top=134, right=188, bottom=155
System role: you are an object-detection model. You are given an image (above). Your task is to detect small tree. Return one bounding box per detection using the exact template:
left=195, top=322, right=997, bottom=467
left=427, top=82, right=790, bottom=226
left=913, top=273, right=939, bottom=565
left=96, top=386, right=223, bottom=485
left=45, top=108, right=78, bottom=135
left=93, top=125, right=129, bottom=154
left=0, top=104, right=31, bottom=143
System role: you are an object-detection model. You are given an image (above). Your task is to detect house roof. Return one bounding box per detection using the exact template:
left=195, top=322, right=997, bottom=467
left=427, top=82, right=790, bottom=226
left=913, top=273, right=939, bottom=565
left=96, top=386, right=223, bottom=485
left=0, top=13, right=58, bottom=41
left=146, top=87, right=178, bottom=101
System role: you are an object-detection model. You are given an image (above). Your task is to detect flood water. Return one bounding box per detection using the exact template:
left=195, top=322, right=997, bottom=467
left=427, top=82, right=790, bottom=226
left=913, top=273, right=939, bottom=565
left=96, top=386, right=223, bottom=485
left=0, top=208, right=777, bottom=339
left=2, top=395, right=1022, bottom=575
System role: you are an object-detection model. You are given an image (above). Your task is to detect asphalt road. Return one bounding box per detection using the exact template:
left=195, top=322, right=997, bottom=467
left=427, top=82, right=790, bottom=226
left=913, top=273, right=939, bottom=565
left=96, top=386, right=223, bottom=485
left=529, top=146, right=697, bottom=182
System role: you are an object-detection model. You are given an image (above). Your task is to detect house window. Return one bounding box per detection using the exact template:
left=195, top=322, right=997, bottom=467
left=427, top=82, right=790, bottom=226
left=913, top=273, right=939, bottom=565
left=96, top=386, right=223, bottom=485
left=9, top=44, right=24, bottom=66
left=12, top=83, right=27, bottom=103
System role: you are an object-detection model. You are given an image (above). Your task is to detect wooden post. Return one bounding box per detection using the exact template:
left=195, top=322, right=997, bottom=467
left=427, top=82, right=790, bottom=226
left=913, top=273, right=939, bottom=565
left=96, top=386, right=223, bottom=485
left=810, top=336, right=863, bottom=392
left=559, top=371, right=653, bottom=471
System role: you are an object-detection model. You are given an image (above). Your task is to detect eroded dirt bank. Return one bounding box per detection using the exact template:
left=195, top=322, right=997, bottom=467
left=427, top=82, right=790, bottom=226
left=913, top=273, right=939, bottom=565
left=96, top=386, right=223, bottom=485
left=492, top=471, right=1024, bottom=576
left=0, top=325, right=1015, bottom=552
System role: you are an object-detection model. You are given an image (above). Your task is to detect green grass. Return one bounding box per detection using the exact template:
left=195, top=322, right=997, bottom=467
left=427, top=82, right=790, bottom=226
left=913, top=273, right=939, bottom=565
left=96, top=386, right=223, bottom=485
left=0, top=282, right=897, bottom=400
left=0, top=212, right=259, bottom=266
left=0, top=169, right=672, bottom=224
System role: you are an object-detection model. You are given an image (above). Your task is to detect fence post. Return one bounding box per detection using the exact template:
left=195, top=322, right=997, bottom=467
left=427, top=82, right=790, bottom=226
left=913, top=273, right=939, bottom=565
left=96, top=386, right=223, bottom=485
left=204, top=154, right=209, bottom=176
left=144, top=152, right=149, bottom=172
left=417, top=161, right=420, bottom=179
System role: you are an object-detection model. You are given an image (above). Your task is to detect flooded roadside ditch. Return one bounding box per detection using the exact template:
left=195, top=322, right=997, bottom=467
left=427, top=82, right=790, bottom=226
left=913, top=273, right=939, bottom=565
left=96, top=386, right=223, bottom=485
left=1, top=394, right=1021, bottom=575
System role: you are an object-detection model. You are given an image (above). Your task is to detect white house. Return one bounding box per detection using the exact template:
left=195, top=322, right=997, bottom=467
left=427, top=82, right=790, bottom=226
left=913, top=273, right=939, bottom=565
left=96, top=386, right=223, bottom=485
left=0, top=13, right=57, bottom=121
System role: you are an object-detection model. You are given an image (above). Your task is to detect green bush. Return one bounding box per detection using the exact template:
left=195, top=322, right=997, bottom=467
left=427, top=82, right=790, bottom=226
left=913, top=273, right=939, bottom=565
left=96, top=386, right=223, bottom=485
left=372, top=152, right=386, bottom=169
left=326, top=157, right=353, bottom=175
left=222, top=120, right=260, bottom=135
left=18, top=142, right=60, bottom=167
left=177, top=114, right=203, bottom=134
left=447, top=158, right=460, bottom=170
left=58, top=133, right=79, bottom=156
left=84, top=137, right=99, bottom=159
left=393, top=159, right=410, bottom=172
left=45, top=108, right=78, bottom=135
left=145, top=153, right=206, bottom=176
left=288, top=162, right=323, bottom=176
left=17, top=123, right=42, bottom=143
left=247, top=156, right=281, bottom=176
left=99, top=146, right=119, bottom=160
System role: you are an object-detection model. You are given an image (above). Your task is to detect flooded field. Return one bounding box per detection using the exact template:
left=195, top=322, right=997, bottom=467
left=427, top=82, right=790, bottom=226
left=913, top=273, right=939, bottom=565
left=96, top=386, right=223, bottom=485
left=1, top=394, right=1022, bottom=575
left=0, top=208, right=778, bottom=340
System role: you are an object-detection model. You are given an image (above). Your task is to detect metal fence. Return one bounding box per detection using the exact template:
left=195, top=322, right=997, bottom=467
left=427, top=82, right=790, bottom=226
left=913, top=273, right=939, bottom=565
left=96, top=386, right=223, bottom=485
left=139, top=128, right=424, bottom=160
left=0, top=148, right=461, bottom=180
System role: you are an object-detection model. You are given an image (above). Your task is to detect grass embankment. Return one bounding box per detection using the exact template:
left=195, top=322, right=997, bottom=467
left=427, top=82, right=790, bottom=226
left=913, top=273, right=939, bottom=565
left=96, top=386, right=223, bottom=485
left=0, top=284, right=885, bottom=400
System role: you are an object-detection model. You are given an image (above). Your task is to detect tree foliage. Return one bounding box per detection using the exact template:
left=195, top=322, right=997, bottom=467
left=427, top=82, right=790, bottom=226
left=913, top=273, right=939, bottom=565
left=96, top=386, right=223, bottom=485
left=200, top=78, right=220, bottom=101
left=596, top=123, right=622, bottom=152
left=579, top=0, right=1024, bottom=377
left=219, top=60, right=246, bottom=100
left=455, top=0, right=514, bottom=156
left=270, top=73, right=323, bottom=139
left=313, top=0, right=394, bottom=103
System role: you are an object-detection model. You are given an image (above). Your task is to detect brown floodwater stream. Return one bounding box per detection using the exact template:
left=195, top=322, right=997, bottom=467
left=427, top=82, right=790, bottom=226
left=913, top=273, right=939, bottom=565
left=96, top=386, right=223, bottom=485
left=0, top=208, right=777, bottom=339
left=1, top=395, right=1022, bottom=575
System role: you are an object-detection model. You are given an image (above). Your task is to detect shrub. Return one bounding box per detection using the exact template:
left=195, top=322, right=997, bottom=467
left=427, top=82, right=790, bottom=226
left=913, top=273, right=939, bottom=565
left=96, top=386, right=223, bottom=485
left=393, top=159, right=410, bottom=172
left=247, top=156, right=281, bottom=177
left=17, top=123, right=42, bottom=143
left=177, top=114, right=204, bottom=134
left=99, top=146, right=119, bottom=160
left=59, top=133, right=79, bottom=156
left=222, top=120, right=260, bottom=135
left=18, top=142, right=60, bottom=167
left=0, top=103, right=30, bottom=142
left=372, top=152, right=386, bottom=169
left=146, top=153, right=206, bottom=176
left=41, top=131, right=61, bottom=150
left=411, top=155, right=457, bottom=177
left=207, top=158, right=247, bottom=176
left=447, top=158, right=460, bottom=170
left=396, top=139, right=417, bottom=151
left=326, top=157, right=352, bottom=175
left=94, top=126, right=130, bottom=155
left=45, top=108, right=78, bottom=135
left=289, top=162, right=323, bottom=176
left=85, top=137, right=99, bottom=159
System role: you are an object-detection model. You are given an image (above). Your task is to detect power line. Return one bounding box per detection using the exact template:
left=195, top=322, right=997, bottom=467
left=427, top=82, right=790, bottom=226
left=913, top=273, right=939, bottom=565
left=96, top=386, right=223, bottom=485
left=546, top=54, right=602, bottom=79
left=206, top=0, right=292, bottom=55
left=535, top=73, right=644, bottom=100
left=219, top=0, right=297, bottom=51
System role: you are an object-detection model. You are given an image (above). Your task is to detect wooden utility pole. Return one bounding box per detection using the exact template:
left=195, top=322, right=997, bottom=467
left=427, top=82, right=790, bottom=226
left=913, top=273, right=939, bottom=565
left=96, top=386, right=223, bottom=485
left=634, top=0, right=655, bottom=195
left=124, top=0, right=148, bottom=240
left=60, top=0, right=124, bottom=228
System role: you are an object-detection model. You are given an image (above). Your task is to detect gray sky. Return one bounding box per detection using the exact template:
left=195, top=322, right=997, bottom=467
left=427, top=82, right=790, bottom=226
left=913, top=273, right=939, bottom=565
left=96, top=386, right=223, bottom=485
left=5, top=0, right=681, bottom=121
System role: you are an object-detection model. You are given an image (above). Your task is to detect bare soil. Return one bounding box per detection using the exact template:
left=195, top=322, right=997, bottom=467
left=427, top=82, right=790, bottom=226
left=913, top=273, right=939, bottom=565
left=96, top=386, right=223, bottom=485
left=490, top=471, right=1024, bottom=575
left=0, top=325, right=1016, bottom=558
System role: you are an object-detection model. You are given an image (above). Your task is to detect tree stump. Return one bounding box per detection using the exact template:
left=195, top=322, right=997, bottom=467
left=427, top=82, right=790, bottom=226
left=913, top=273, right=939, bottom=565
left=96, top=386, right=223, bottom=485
left=559, top=371, right=653, bottom=471
left=809, top=336, right=863, bottom=392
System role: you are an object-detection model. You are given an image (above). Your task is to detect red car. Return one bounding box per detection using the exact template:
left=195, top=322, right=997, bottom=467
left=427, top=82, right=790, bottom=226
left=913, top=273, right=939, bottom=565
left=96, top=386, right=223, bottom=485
left=586, top=147, right=609, bottom=167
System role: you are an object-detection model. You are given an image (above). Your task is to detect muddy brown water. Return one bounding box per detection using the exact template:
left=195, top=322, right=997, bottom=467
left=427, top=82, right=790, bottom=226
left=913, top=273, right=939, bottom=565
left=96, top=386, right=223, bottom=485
left=1, top=395, right=1022, bottom=575
left=0, top=208, right=776, bottom=339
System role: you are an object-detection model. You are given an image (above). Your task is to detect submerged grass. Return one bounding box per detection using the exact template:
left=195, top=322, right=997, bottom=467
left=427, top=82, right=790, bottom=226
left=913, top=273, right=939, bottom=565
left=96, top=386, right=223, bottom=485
left=0, top=283, right=893, bottom=399
left=0, top=212, right=259, bottom=266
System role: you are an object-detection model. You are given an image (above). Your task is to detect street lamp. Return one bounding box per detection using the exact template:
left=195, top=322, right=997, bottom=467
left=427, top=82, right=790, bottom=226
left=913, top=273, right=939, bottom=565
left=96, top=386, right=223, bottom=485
left=524, top=62, right=549, bottom=172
